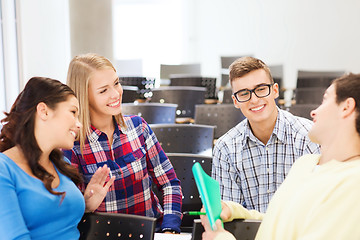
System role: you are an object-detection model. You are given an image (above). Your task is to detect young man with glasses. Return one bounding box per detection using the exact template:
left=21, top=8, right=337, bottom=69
left=212, top=57, right=320, bottom=213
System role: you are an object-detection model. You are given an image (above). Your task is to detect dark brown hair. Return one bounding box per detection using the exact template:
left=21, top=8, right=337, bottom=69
left=332, top=73, right=360, bottom=136
left=0, top=77, right=82, bottom=198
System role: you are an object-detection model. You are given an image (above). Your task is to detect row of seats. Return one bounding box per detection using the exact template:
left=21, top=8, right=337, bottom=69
left=122, top=103, right=245, bottom=139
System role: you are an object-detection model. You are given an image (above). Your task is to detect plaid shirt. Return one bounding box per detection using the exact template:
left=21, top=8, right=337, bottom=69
left=63, top=115, right=182, bottom=232
left=212, top=108, right=320, bottom=213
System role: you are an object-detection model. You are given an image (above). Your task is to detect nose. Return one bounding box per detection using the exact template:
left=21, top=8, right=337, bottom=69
left=76, top=118, right=82, bottom=129
left=248, top=91, right=260, bottom=103
left=310, top=109, right=316, bottom=119
left=110, top=86, right=121, bottom=99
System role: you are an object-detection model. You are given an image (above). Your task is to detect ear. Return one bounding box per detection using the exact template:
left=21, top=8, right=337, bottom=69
left=272, top=83, right=279, bottom=99
left=341, top=97, right=356, bottom=119
left=36, top=102, right=49, bottom=121
left=232, top=94, right=241, bottom=109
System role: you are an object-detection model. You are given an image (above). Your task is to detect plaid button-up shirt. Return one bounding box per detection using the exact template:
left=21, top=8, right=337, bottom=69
left=63, top=115, right=182, bottom=232
left=212, top=109, right=320, bottom=213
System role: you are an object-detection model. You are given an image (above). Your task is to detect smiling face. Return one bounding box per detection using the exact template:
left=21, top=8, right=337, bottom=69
left=231, top=69, right=279, bottom=126
left=47, top=95, right=82, bottom=150
left=88, top=68, right=123, bottom=123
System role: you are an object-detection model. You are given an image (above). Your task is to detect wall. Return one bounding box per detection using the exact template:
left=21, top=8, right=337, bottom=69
left=191, top=0, right=360, bottom=94
left=17, top=0, right=71, bottom=84
left=69, top=0, right=113, bottom=61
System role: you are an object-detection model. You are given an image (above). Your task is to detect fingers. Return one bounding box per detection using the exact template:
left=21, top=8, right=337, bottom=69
left=104, top=176, right=115, bottom=191
left=89, top=165, right=112, bottom=185
left=200, top=213, right=212, bottom=232
left=220, top=201, right=231, bottom=221
left=215, top=219, right=223, bottom=230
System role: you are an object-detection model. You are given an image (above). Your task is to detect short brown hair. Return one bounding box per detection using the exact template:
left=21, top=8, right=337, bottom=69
left=229, top=56, right=273, bottom=86
left=332, top=73, right=360, bottom=136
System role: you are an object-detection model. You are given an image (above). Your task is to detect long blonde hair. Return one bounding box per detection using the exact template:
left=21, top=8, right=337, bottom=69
left=66, top=53, right=126, bottom=153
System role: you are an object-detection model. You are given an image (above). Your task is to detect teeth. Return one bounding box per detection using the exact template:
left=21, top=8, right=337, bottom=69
left=251, top=105, right=264, bottom=111
left=70, top=131, right=76, bottom=138
left=108, top=100, right=119, bottom=107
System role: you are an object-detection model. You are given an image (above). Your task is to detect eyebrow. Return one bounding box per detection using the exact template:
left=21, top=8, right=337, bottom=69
left=237, top=83, right=270, bottom=92
left=71, top=105, right=79, bottom=111
left=96, top=77, right=119, bottom=90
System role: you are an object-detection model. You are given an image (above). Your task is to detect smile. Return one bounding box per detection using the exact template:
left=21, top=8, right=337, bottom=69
left=70, top=130, right=77, bottom=138
left=108, top=100, right=120, bottom=107
left=250, top=105, right=265, bottom=111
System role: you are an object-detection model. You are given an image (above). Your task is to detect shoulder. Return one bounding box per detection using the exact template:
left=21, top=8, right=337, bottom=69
left=122, top=115, right=152, bottom=138
left=0, top=153, right=17, bottom=179
left=217, top=119, right=247, bottom=143
left=214, top=119, right=247, bottom=150
left=0, top=153, right=10, bottom=169
left=123, top=115, right=147, bottom=128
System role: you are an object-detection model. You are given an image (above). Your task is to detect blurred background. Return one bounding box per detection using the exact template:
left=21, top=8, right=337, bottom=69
left=1, top=0, right=360, bottom=117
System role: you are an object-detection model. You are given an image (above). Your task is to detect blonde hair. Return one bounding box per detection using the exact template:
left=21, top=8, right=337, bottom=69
left=66, top=53, right=126, bottom=154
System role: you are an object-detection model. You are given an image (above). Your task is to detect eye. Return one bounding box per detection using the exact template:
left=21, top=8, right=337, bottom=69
left=256, top=86, right=267, bottom=92
left=100, top=89, right=107, bottom=94
left=115, top=80, right=120, bottom=86
left=238, top=91, right=249, bottom=97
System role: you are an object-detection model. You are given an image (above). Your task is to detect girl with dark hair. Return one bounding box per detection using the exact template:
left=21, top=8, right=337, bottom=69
left=0, top=77, right=114, bottom=240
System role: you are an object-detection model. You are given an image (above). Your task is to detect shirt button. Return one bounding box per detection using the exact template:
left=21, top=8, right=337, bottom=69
left=266, top=147, right=269, bottom=151
left=267, top=168, right=270, bottom=173
left=267, top=189, right=270, bottom=193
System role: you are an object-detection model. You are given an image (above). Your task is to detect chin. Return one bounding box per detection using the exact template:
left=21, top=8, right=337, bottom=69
left=308, top=131, right=320, bottom=144
left=62, top=142, right=75, bottom=150
left=110, top=108, right=122, bottom=116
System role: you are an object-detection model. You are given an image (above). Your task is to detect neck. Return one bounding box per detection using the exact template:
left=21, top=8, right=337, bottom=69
left=319, top=131, right=360, bottom=164
left=90, top=114, right=114, bottom=133
left=248, top=112, right=278, bottom=145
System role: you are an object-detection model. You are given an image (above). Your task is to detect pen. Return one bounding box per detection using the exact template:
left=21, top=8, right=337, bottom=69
left=183, top=211, right=206, bottom=216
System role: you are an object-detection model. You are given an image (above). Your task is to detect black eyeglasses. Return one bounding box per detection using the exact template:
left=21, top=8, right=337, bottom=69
left=233, top=84, right=273, bottom=102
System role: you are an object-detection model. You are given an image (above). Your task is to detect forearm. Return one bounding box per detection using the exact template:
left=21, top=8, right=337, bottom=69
left=160, top=179, right=182, bottom=232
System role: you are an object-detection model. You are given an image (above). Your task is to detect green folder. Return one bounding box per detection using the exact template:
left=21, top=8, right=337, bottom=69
left=192, top=162, right=224, bottom=230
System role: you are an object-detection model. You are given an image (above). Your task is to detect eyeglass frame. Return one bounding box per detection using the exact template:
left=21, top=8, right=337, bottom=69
left=233, top=83, right=274, bottom=103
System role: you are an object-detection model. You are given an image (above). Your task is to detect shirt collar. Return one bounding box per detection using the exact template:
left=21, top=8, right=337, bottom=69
left=243, top=106, right=286, bottom=146
left=87, top=117, right=123, bottom=143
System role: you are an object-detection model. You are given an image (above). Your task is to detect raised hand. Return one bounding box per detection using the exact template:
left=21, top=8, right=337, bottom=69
left=83, top=165, right=115, bottom=212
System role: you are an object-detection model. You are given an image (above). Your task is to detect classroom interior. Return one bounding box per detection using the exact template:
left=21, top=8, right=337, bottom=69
left=1, top=0, right=360, bottom=239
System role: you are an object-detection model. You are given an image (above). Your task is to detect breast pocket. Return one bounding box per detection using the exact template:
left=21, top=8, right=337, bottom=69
left=121, top=147, right=147, bottom=181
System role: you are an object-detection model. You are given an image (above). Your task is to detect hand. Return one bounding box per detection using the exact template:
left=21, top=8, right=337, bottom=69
left=200, top=201, right=232, bottom=222
left=84, top=165, right=115, bottom=212
left=200, top=217, right=227, bottom=240
left=219, top=201, right=232, bottom=221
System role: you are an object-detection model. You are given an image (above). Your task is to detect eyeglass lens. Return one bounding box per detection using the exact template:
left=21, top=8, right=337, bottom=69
left=234, top=84, right=271, bottom=102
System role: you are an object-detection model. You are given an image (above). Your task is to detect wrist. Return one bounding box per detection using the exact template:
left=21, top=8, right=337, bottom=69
left=161, top=228, right=180, bottom=234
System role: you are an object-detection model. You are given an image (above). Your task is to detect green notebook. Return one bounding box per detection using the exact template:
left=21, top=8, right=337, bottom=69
left=192, top=162, right=224, bottom=230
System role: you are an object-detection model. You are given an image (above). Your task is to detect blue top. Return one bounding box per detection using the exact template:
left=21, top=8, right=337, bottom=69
left=0, top=152, right=85, bottom=240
